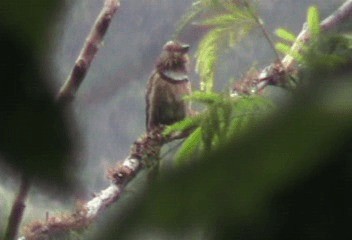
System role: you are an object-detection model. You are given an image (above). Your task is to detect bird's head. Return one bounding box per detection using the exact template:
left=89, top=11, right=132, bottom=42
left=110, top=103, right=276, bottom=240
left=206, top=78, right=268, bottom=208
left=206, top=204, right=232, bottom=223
left=156, top=41, right=190, bottom=73
left=162, top=40, right=190, bottom=54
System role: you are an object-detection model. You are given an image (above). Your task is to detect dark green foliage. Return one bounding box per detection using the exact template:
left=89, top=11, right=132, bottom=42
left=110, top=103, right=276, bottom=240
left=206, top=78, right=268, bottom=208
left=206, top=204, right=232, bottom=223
left=0, top=0, right=61, bottom=51
left=302, top=34, right=352, bottom=75
left=0, top=1, right=76, bottom=191
left=166, top=91, right=274, bottom=165
left=174, top=127, right=202, bottom=166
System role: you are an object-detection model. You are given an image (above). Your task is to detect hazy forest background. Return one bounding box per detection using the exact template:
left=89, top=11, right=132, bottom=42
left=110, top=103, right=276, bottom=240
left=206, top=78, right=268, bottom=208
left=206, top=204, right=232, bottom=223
left=1, top=0, right=352, bottom=239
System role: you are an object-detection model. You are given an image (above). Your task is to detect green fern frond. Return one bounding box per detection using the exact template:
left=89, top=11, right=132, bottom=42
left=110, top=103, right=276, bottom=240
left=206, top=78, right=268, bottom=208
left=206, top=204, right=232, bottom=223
left=307, top=6, right=321, bottom=38
left=210, top=107, right=222, bottom=139
left=226, top=96, right=273, bottom=138
left=200, top=11, right=252, bottom=27
left=242, top=95, right=275, bottom=110
left=218, top=100, right=233, bottom=134
left=275, top=28, right=297, bottom=43
left=185, top=91, right=223, bottom=104
left=276, top=42, right=304, bottom=62
left=195, top=3, right=256, bottom=93
left=300, top=33, right=352, bottom=79
left=228, top=23, right=253, bottom=48
left=200, top=114, right=214, bottom=149
left=219, top=0, right=243, bottom=13
left=227, top=113, right=252, bottom=138
left=171, top=94, right=274, bottom=165
left=198, top=0, right=224, bottom=8
left=274, top=6, right=323, bottom=66
left=275, top=42, right=291, bottom=55
left=196, top=28, right=227, bottom=92
left=234, top=95, right=272, bottom=116
left=163, top=115, right=202, bottom=136
left=173, top=0, right=228, bottom=39
left=175, top=127, right=202, bottom=165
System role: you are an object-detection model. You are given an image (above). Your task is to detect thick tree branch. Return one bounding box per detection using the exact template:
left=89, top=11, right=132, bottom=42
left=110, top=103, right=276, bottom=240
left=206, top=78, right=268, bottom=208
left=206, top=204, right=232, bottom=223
left=56, top=0, right=120, bottom=103
left=233, top=0, right=352, bottom=95
left=21, top=129, right=189, bottom=239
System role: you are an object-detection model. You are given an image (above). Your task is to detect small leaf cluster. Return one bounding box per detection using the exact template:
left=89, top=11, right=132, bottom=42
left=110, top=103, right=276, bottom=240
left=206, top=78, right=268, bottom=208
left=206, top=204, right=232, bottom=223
left=275, top=6, right=322, bottom=63
left=276, top=6, right=352, bottom=82
left=165, top=91, right=273, bottom=165
left=195, top=2, right=257, bottom=92
left=175, top=1, right=258, bottom=92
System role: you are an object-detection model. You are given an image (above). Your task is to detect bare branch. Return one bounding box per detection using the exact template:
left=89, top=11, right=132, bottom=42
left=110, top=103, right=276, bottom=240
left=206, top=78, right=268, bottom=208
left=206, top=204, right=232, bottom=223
left=233, top=0, right=352, bottom=95
left=56, top=0, right=120, bottom=103
left=4, top=175, right=30, bottom=240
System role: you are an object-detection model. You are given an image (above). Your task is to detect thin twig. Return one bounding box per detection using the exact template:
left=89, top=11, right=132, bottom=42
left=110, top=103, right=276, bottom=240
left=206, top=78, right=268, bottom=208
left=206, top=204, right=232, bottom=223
left=244, top=1, right=283, bottom=66
left=56, top=0, right=120, bottom=103
left=4, top=175, right=30, bottom=240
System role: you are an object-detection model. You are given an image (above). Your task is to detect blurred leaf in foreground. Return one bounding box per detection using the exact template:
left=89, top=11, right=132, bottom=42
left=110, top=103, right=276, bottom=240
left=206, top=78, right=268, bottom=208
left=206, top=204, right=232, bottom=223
left=0, top=0, right=77, bottom=191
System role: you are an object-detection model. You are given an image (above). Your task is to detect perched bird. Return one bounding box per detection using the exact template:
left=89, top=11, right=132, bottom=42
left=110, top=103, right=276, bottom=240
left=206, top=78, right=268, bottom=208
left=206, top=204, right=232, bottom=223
left=146, top=41, right=192, bottom=131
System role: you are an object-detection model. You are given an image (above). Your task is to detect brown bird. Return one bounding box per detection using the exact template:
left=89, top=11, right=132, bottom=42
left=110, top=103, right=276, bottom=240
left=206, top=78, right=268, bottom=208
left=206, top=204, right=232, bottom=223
left=146, top=41, right=192, bottom=132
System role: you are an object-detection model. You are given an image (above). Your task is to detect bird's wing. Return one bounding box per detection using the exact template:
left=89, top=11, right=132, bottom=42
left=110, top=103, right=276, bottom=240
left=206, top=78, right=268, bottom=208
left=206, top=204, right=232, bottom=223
left=145, top=71, right=158, bottom=131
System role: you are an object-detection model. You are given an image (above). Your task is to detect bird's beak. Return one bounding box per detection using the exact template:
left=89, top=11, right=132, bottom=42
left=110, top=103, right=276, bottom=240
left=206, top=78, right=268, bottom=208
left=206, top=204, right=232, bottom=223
left=181, top=44, right=190, bottom=53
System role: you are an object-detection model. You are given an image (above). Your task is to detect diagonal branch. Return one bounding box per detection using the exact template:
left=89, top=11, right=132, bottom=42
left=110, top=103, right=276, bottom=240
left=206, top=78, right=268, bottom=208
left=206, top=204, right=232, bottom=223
left=233, top=0, right=352, bottom=95
left=21, top=129, right=189, bottom=239
left=56, top=0, right=120, bottom=103
left=15, top=1, right=120, bottom=240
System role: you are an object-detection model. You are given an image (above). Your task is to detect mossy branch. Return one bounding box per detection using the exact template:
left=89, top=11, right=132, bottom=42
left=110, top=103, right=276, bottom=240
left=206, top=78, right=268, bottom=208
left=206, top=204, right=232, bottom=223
left=20, top=128, right=191, bottom=240
left=233, top=0, right=352, bottom=95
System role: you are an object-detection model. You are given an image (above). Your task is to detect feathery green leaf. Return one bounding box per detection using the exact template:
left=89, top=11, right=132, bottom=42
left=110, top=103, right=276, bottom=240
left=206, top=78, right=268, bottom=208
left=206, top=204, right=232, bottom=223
left=275, top=28, right=297, bottom=43
left=195, top=28, right=226, bottom=92
left=276, top=42, right=304, bottom=62
left=307, top=6, right=321, bottom=37
left=175, top=127, right=202, bottom=166
left=185, top=91, right=222, bottom=104
left=163, top=115, right=202, bottom=136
